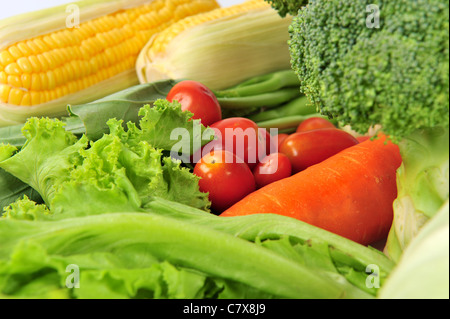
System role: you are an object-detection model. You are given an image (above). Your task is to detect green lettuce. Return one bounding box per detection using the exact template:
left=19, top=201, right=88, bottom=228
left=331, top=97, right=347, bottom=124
left=0, top=100, right=212, bottom=217
left=385, top=127, right=449, bottom=262
left=380, top=200, right=449, bottom=299
left=0, top=80, right=181, bottom=209
left=0, top=197, right=393, bottom=299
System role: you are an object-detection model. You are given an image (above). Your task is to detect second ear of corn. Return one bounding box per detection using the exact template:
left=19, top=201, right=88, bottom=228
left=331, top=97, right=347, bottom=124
left=0, top=0, right=220, bottom=126
left=136, top=0, right=293, bottom=91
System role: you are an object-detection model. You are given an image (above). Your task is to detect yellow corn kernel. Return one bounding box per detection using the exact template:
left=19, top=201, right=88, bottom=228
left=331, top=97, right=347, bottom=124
left=30, top=91, right=40, bottom=105
left=0, top=51, right=14, bottom=66
left=36, top=54, right=50, bottom=72
left=28, top=56, right=42, bottom=73
left=41, top=90, right=50, bottom=104
left=8, top=46, right=23, bottom=59
left=7, top=75, right=22, bottom=88
left=17, top=43, right=32, bottom=56
left=17, top=57, right=33, bottom=73
left=21, top=73, right=31, bottom=90
left=20, top=92, right=31, bottom=106
left=25, top=40, right=40, bottom=55
left=4, top=63, right=20, bottom=75
left=8, top=88, right=24, bottom=105
left=30, top=74, right=41, bottom=91
left=46, top=70, right=56, bottom=90
left=53, top=67, right=64, bottom=87
left=42, top=52, right=57, bottom=70
left=0, top=85, right=11, bottom=103
left=32, top=38, right=49, bottom=54
left=0, top=71, right=7, bottom=83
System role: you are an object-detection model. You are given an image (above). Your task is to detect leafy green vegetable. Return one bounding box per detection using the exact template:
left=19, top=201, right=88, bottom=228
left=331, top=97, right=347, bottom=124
left=0, top=239, right=219, bottom=299
left=0, top=124, right=27, bottom=148
left=386, top=127, right=449, bottom=261
left=0, top=100, right=212, bottom=215
left=0, top=169, right=42, bottom=211
left=1, top=195, right=50, bottom=221
left=66, top=79, right=180, bottom=140
left=0, top=80, right=180, bottom=148
left=119, top=99, right=213, bottom=156
left=0, top=117, right=86, bottom=206
left=379, top=200, right=449, bottom=299
left=0, top=195, right=391, bottom=299
left=0, top=80, right=181, bottom=209
left=146, top=197, right=395, bottom=276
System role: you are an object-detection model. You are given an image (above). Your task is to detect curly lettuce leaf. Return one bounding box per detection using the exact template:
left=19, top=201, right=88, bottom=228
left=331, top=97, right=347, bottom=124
left=112, top=100, right=214, bottom=160
left=0, top=100, right=211, bottom=216
left=1, top=196, right=51, bottom=221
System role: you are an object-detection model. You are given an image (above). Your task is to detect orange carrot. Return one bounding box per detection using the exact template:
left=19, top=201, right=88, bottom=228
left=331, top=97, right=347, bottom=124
left=220, top=134, right=402, bottom=245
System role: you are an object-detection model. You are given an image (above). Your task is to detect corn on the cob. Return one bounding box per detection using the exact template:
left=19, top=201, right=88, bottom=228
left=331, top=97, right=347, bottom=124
left=136, top=0, right=293, bottom=91
left=0, top=0, right=219, bottom=126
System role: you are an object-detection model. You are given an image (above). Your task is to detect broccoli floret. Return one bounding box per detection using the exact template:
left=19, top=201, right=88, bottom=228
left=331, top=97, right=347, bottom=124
left=264, top=0, right=308, bottom=17
left=289, top=0, right=449, bottom=140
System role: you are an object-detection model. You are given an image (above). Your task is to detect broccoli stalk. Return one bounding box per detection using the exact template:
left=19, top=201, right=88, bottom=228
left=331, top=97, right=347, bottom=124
left=284, top=0, right=449, bottom=262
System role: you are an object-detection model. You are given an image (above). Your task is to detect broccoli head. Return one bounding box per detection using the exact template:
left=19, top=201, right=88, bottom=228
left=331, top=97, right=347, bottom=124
left=289, top=0, right=449, bottom=141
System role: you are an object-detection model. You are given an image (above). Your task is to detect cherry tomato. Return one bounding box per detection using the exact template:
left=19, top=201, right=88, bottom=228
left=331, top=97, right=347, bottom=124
left=253, top=153, right=292, bottom=188
left=191, top=137, right=223, bottom=164
left=194, top=150, right=256, bottom=213
left=279, top=128, right=359, bottom=173
left=296, top=117, right=335, bottom=132
left=210, top=117, right=267, bottom=169
left=275, top=134, right=289, bottom=151
left=167, top=80, right=222, bottom=127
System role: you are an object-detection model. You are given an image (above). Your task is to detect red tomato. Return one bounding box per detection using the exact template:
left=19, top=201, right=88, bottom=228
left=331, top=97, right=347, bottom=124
left=279, top=128, right=359, bottom=173
left=253, top=153, right=292, bottom=188
left=210, top=118, right=267, bottom=169
left=296, top=117, right=335, bottom=132
left=194, top=150, right=256, bottom=213
left=275, top=134, right=289, bottom=151
left=167, top=80, right=222, bottom=127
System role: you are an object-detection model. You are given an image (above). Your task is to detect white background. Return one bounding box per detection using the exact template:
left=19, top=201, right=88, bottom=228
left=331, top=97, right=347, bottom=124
left=0, top=0, right=246, bottom=20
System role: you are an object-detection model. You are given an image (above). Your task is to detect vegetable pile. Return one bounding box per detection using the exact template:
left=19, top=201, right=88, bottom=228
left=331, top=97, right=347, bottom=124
left=0, top=93, right=394, bottom=299
left=0, top=0, right=448, bottom=300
